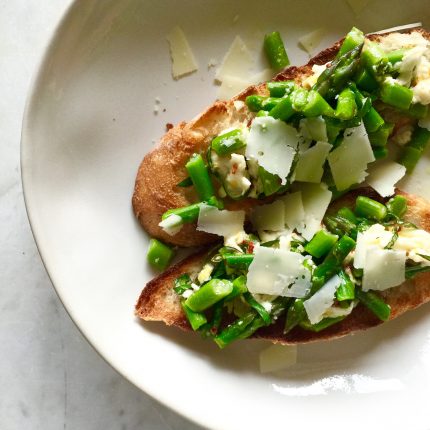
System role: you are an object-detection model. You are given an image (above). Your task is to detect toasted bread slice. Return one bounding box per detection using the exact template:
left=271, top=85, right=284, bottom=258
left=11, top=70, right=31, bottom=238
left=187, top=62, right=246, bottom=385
left=136, top=188, right=430, bottom=345
left=132, top=29, right=430, bottom=247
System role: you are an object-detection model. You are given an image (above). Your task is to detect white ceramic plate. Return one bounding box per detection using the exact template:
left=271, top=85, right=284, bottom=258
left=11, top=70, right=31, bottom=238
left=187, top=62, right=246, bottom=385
left=22, top=1, right=430, bottom=429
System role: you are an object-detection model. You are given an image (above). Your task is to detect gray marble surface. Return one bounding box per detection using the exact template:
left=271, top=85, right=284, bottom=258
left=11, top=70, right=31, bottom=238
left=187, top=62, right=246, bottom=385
left=0, top=1, right=201, bottom=429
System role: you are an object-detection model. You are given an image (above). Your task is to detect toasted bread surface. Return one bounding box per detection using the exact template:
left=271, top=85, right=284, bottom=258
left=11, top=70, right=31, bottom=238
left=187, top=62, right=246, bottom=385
left=132, top=29, right=430, bottom=247
left=135, top=189, right=430, bottom=344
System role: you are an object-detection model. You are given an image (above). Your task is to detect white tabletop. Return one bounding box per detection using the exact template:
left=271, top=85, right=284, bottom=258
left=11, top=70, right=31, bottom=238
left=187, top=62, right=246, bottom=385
left=0, top=1, right=200, bottom=428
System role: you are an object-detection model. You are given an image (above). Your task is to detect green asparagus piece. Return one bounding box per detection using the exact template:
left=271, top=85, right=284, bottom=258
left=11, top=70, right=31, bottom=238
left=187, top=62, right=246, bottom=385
left=336, top=270, right=355, bottom=301
left=185, top=279, right=233, bottom=312
left=186, top=153, right=215, bottom=201
left=305, top=230, right=338, bottom=258
left=264, top=31, right=290, bottom=71
left=147, top=239, right=175, bottom=271
left=356, top=289, right=390, bottom=321
left=181, top=301, right=208, bottom=331
left=355, top=196, right=387, bottom=221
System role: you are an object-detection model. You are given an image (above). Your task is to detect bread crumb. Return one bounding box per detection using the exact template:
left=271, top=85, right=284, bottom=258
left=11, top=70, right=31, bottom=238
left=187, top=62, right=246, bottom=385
left=207, top=58, right=218, bottom=69
left=166, top=123, right=174, bottom=131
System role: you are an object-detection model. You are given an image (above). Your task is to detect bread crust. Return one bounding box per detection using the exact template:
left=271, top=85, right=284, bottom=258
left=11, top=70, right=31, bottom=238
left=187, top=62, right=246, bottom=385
left=135, top=189, right=430, bottom=344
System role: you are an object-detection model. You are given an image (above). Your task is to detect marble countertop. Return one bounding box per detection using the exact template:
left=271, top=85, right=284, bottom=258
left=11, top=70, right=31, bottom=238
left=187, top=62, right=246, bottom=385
left=0, top=1, right=200, bottom=429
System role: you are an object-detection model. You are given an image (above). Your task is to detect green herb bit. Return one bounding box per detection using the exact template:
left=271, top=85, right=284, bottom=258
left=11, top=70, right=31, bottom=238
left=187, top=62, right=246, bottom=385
left=174, top=273, right=192, bottom=295
left=264, top=31, right=290, bottom=71
left=336, top=270, right=355, bottom=301
left=356, top=289, right=390, bottom=321
left=355, top=196, right=387, bottom=221
left=181, top=301, right=207, bottom=331
left=405, top=264, right=430, bottom=279
left=211, top=129, right=246, bottom=156
left=147, top=238, right=175, bottom=271
left=185, top=279, right=233, bottom=312
left=305, top=230, right=338, bottom=259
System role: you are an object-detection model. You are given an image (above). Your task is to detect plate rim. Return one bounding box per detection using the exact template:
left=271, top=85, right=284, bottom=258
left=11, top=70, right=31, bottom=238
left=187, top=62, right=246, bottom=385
left=19, top=1, right=205, bottom=428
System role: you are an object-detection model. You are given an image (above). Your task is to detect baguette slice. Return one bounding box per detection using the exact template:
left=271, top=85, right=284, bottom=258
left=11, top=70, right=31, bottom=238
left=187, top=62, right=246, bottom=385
left=132, top=29, right=430, bottom=247
left=136, top=188, right=430, bottom=345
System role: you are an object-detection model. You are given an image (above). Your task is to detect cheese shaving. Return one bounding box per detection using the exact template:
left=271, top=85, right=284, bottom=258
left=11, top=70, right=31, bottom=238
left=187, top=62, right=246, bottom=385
left=166, top=26, right=198, bottom=79
left=259, top=344, right=297, bottom=373
left=303, top=275, right=342, bottom=324
left=246, top=116, right=298, bottom=184
left=215, top=36, right=254, bottom=83
left=294, top=142, right=331, bottom=183
left=366, top=160, right=406, bottom=197
left=295, top=183, right=332, bottom=240
left=197, top=204, right=245, bottom=239
left=247, top=247, right=311, bottom=297
left=298, top=28, right=325, bottom=55
left=328, top=122, right=375, bottom=191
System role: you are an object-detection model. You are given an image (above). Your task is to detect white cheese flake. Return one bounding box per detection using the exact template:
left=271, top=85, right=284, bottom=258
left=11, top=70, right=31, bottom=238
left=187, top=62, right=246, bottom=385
left=197, top=204, right=245, bottom=239
left=246, top=116, right=298, bottom=184
left=303, top=275, right=342, bottom=324
left=362, top=248, right=406, bottom=291
left=295, top=183, right=332, bottom=240
left=328, top=122, right=375, bottom=191
left=217, top=75, right=250, bottom=100
left=281, top=191, right=305, bottom=231
left=366, top=160, right=406, bottom=197
left=215, top=36, right=254, bottom=83
left=354, top=224, right=393, bottom=269
left=247, top=68, right=274, bottom=85
left=247, top=247, right=311, bottom=297
left=298, top=28, right=325, bottom=55
left=294, top=142, right=332, bottom=183
left=166, top=26, right=198, bottom=79
left=259, top=344, right=297, bottom=373
left=158, top=214, right=183, bottom=235
left=393, top=228, right=430, bottom=265
left=251, top=200, right=285, bottom=233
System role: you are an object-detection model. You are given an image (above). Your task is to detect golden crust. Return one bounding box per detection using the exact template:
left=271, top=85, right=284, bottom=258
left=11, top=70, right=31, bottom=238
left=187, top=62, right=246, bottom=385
left=135, top=189, right=430, bottom=344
